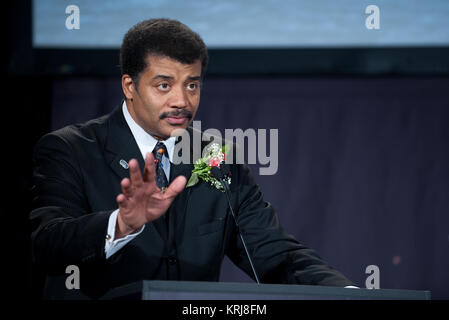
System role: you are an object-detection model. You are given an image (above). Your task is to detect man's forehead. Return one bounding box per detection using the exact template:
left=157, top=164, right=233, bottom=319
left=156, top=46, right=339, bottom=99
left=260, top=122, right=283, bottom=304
left=144, top=55, right=202, bottom=76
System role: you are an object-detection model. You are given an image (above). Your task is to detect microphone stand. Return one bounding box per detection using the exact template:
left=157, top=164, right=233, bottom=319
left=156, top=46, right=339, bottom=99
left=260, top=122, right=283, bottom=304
left=211, top=166, right=260, bottom=284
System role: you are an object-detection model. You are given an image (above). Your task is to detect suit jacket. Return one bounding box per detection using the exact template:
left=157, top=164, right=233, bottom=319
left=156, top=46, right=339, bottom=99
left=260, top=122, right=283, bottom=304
left=30, top=104, right=354, bottom=299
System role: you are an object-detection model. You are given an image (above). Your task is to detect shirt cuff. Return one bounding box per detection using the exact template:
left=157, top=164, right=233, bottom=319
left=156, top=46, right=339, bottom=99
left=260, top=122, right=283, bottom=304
left=104, top=209, right=145, bottom=259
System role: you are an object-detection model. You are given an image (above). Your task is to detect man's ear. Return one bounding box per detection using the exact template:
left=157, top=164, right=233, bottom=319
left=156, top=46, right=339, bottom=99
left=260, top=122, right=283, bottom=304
left=122, top=74, right=136, bottom=100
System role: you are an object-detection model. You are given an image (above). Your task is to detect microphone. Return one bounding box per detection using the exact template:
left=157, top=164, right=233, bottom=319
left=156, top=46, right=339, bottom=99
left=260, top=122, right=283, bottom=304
left=211, top=165, right=260, bottom=284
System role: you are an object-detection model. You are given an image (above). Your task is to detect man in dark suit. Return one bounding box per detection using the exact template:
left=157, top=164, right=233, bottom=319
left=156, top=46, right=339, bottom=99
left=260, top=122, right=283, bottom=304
left=30, top=18, right=355, bottom=299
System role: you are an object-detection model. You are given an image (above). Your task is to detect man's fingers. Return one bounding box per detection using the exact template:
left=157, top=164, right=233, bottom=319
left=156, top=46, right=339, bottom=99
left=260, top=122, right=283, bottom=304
left=116, top=193, right=128, bottom=209
left=163, top=175, right=187, bottom=199
left=121, top=178, right=132, bottom=197
left=143, top=152, right=156, bottom=183
left=129, top=158, right=143, bottom=187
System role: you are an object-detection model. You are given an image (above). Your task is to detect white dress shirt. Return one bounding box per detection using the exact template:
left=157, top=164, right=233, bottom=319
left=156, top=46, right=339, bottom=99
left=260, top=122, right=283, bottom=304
left=104, top=101, right=176, bottom=259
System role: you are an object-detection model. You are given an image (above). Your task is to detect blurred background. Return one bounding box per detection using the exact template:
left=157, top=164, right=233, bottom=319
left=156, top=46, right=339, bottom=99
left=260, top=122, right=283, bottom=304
left=4, top=0, right=449, bottom=299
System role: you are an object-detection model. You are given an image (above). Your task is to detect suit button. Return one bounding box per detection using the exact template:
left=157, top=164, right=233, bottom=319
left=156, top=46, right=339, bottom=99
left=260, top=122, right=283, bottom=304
left=168, top=256, right=177, bottom=265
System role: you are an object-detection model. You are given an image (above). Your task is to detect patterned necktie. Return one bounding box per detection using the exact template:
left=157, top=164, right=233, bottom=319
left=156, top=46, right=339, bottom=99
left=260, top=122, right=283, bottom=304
left=152, top=142, right=169, bottom=191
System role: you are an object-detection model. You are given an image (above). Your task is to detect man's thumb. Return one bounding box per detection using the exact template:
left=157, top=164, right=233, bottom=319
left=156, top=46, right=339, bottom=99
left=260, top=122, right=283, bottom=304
left=166, top=175, right=187, bottom=197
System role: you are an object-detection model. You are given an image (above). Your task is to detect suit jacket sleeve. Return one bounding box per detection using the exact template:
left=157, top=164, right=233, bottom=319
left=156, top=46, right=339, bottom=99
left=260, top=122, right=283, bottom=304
left=226, top=163, right=355, bottom=287
left=30, top=132, right=111, bottom=273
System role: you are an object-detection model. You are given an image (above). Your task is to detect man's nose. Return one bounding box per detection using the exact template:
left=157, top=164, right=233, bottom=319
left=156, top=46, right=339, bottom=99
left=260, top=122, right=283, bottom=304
left=168, top=86, right=188, bottom=108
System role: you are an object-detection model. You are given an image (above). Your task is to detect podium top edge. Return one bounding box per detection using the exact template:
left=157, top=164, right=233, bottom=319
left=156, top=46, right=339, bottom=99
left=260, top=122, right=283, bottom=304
left=138, top=280, right=431, bottom=300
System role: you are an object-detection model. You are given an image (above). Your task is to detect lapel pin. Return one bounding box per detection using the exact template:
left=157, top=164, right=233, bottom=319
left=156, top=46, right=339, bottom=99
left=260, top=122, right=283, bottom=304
left=119, top=159, right=129, bottom=169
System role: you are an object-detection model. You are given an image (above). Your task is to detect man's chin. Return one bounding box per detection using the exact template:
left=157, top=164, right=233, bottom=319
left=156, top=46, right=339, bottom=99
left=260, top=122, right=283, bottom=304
left=164, top=125, right=188, bottom=139
left=157, top=118, right=191, bottom=139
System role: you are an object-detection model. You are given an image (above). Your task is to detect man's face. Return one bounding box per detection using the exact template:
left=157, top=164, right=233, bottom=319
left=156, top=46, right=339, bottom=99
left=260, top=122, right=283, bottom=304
left=122, top=55, right=202, bottom=140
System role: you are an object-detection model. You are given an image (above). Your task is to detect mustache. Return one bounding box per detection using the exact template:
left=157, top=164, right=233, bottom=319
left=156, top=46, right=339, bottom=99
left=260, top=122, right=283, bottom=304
left=159, top=109, right=193, bottom=120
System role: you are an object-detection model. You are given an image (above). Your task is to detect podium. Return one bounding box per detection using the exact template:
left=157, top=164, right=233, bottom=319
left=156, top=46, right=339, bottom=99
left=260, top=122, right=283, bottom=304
left=101, top=280, right=431, bottom=300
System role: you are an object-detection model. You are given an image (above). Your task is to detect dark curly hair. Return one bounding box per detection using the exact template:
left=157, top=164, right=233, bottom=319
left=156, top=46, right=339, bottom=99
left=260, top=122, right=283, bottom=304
left=120, top=18, right=209, bottom=84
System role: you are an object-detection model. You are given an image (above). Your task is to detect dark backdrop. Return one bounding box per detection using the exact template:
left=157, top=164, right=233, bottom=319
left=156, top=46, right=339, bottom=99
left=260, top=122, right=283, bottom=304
left=4, top=1, right=449, bottom=301
left=50, top=75, right=449, bottom=299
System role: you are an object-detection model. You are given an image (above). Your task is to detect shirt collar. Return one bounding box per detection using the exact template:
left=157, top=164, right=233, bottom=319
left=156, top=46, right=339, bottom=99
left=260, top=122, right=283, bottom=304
left=122, top=101, right=176, bottom=162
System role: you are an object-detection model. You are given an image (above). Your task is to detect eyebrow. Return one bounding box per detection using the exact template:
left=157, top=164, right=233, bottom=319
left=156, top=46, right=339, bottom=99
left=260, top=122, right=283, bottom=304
left=152, top=75, right=174, bottom=81
left=151, top=75, right=201, bottom=81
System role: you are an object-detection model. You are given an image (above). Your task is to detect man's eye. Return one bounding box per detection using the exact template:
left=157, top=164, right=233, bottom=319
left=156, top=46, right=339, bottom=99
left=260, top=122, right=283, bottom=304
left=158, top=83, right=170, bottom=91
left=187, top=83, right=199, bottom=91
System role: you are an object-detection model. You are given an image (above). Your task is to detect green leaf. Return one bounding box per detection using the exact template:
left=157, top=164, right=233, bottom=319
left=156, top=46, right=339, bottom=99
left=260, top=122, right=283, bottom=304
left=194, top=161, right=207, bottom=170
left=186, top=172, right=199, bottom=188
left=197, top=166, right=210, bottom=174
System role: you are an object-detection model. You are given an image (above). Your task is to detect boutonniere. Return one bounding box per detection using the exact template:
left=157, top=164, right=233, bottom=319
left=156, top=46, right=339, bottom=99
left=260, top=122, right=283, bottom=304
left=186, top=143, right=231, bottom=191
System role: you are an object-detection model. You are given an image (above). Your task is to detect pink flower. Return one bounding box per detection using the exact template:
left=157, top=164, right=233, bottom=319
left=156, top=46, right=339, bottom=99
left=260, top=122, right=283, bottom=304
left=209, top=157, right=221, bottom=168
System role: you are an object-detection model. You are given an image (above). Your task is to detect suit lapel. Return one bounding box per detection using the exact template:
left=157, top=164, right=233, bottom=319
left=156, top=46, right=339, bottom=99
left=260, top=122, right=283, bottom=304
left=104, top=105, right=145, bottom=181
left=169, top=132, right=194, bottom=240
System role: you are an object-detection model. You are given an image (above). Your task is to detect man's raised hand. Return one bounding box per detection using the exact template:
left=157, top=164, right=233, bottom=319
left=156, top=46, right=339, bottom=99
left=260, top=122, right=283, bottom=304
left=115, top=152, right=186, bottom=238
